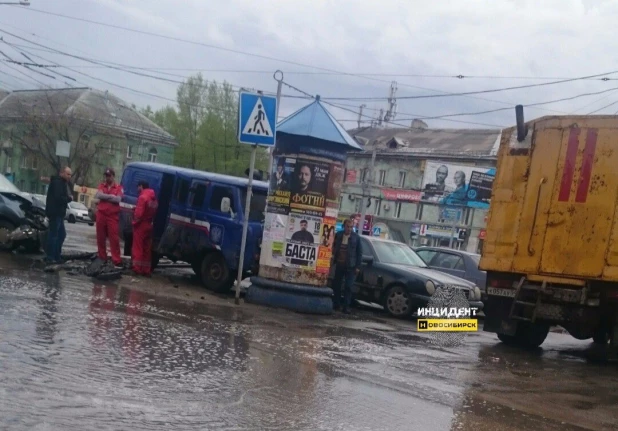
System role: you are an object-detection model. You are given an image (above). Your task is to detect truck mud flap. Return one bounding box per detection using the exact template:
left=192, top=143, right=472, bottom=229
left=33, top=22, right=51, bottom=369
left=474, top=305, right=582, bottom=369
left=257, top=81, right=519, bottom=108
left=483, top=296, right=518, bottom=335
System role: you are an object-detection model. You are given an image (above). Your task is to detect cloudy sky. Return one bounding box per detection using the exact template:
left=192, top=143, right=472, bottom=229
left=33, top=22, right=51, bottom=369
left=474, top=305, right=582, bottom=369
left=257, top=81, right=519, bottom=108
left=1, top=0, right=617, bottom=131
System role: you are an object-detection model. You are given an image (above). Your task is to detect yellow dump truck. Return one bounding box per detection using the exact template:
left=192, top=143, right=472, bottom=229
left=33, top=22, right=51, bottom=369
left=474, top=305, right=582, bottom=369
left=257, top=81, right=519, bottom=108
left=480, top=108, right=618, bottom=354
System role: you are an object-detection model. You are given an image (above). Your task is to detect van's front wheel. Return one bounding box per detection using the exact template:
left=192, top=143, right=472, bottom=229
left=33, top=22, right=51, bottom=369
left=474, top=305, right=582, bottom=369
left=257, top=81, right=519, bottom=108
left=200, top=253, right=232, bottom=293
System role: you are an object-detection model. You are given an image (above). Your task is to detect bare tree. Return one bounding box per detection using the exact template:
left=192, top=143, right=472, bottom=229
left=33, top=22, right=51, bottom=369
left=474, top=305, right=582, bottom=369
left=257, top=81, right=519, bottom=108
left=13, top=92, right=109, bottom=186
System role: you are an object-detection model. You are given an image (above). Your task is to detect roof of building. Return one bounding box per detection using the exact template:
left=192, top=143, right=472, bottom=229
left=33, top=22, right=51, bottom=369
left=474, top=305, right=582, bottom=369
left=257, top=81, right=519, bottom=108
left=125, top=162, right=269, bottom=190
left=278, top=97, right=362, bottom=150
left=347, top=126, right=501, bottom=157
left=0, top=87, right=177, bottom=146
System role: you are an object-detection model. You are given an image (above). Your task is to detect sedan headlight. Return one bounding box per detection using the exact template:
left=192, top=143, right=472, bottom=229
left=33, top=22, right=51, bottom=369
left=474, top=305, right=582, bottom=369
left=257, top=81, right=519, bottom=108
left=474, top=287, right=481, bottom=301
left=425, top=280, right=436, bottom=295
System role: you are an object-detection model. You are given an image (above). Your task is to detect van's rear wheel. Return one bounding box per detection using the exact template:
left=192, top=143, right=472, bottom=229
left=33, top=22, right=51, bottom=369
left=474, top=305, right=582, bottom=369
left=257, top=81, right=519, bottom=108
left=200, top=253, right=232, bottom=293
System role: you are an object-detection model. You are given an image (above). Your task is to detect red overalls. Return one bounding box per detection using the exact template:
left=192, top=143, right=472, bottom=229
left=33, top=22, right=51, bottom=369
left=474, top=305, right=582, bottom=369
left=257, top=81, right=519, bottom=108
left=96, top=181, right=123, bottom=265
left=131, top=188, right=158, bottom=275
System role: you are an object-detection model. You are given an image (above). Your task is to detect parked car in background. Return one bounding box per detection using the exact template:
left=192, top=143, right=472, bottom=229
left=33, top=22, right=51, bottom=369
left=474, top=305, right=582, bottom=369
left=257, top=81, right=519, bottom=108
left=66, top=201, right=94, bottom=225
left=413, top=246, right=487, bottom=299
left=329, top=236, right=483, bottom=318
left=88, top=199, right=98, bottom=223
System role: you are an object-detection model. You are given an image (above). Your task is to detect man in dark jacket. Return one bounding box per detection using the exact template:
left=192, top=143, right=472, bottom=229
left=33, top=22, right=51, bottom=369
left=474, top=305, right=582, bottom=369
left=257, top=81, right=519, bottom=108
left=45, top=166, right=72, bottom=264
left=331, top=218, right=363, bottom=313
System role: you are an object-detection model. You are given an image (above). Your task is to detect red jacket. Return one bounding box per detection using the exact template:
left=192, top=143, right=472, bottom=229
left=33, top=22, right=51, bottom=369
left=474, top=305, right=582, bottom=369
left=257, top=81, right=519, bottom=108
left=96, top=182, right=123, bottom=217
left=133, top=188, right=158, bottom=227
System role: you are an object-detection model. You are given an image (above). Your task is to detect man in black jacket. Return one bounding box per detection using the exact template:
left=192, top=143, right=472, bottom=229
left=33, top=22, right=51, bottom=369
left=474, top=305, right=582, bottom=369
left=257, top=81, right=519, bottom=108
left=331, top=218, right=363, bottom=313
left=45, top=167, right=72, bottom=264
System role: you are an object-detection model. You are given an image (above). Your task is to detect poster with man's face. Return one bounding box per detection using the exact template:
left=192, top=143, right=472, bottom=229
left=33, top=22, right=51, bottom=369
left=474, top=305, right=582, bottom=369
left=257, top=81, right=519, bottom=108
left=286, top=212, right=322, bottom=245
left=420, top=161, right=495, bottom=208
left=289, top=158, right=330, bottom=216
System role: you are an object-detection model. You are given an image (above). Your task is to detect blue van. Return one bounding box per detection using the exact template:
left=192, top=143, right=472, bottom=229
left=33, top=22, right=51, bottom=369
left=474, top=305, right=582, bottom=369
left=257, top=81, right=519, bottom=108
left=118, top=162, right=268, bottom=292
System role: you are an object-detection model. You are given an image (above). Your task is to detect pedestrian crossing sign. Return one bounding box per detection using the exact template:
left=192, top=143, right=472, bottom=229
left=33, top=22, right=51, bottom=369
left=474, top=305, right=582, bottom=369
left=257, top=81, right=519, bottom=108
left=238, top=90, right=278, bottom=146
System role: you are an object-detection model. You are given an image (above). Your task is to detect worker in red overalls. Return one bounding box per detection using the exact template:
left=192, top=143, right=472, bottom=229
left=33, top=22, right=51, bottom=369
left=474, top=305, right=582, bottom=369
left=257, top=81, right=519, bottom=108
left=95, top=168, right=123, bottom=268
left=131, top=180, right=158, bottom=276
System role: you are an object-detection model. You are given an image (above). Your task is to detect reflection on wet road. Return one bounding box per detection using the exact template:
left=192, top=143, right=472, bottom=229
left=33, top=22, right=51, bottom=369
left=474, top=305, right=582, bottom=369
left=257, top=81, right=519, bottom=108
left=1, top=264, right=617, bottom=430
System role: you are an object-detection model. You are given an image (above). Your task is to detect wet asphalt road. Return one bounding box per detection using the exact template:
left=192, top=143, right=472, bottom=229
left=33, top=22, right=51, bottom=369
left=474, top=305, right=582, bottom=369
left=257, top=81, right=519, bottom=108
left=0, top=224, right=618, bottom=430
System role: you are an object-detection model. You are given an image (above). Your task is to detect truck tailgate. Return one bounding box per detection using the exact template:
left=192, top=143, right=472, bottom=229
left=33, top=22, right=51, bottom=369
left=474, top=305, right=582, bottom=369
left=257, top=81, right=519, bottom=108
left=480, top=116, right=618, bottom=280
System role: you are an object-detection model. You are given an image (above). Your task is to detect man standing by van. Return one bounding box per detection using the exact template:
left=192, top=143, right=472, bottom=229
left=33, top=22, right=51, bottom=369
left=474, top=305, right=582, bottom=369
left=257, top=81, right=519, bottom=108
left=44, top=166, right=72, bottom=264
left=95, top=168, right=123, bottom=268
left=331, top=218, right=362, bottom=314
left=131, top=180, right=158, bottom=276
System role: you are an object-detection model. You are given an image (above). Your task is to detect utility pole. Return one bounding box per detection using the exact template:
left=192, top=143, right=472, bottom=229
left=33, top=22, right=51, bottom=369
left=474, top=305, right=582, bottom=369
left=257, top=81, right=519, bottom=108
left=357, top=104, right=366, bottom=129
left=383, top=81, right=398, bottom=123
left=377, top=109, right=384, bottom=127
left=448, top=206, right=463, bottom=248
left=358, top=148, right=376, bottom=236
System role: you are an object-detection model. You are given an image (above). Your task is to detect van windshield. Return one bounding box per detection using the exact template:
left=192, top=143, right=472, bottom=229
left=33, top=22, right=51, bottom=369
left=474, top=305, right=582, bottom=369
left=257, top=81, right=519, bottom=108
left=241, top=189, right=267, bottom=222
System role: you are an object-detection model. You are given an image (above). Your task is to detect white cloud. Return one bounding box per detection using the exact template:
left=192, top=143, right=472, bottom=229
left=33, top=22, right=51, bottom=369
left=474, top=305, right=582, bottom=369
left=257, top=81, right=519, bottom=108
left=1, top=0, right=618, bottom=129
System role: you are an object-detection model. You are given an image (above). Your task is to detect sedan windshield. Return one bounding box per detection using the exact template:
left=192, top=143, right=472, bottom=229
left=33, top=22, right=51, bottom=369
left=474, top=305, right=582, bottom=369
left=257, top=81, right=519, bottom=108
left=372, top=241, right=427, bottom=267
left=70, top=202, right=88, bottom=210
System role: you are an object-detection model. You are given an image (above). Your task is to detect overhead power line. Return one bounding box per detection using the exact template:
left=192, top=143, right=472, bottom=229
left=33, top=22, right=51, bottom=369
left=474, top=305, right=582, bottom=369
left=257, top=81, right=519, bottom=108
left=1, top=10, right=579, bottom=114
left=0, top=29, right=311, bottom=102
left=320, top=70, right=618, bottom=101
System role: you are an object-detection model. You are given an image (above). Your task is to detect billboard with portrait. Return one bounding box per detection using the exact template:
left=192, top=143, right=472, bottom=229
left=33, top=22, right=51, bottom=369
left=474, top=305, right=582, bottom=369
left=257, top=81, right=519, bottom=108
left=420, top=161, right=496, bottom=209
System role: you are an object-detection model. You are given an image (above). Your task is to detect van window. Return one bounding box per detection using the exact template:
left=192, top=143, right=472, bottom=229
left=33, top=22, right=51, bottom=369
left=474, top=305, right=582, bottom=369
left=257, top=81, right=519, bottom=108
left=209, top=186, right=236, bottom=212
left=192, top=183, right=208, bottom=209
left=175, top=179, right=190, bottom=203
left=240, top=189, right=267, bottom=222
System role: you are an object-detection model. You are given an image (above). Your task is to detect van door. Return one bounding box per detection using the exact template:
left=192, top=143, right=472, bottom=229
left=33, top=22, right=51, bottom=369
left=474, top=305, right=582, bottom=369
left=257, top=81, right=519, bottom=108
left=158, top=172, right=196, bottom=259
left=205, top=183, right=242, bottom=271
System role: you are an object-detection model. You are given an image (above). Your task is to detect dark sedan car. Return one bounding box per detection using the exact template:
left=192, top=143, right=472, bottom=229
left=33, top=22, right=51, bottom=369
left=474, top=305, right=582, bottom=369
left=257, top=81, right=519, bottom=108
left=339, top=236, right=483, bottom=318
left=413, top=246, right=487, bottom=296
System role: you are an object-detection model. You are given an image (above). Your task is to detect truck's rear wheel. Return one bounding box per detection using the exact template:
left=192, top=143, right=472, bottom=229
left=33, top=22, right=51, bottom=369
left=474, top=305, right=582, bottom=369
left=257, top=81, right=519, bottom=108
left=497, top=322, right=549, bottom=349
left=200, top=253, right=233, bottom=293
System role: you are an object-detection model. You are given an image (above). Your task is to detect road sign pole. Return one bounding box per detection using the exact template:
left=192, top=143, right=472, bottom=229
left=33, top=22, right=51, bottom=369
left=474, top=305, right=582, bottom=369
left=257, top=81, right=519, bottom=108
left=235, top=144, right=257, bottom=305
left=236, top=89, right=277, bottom=305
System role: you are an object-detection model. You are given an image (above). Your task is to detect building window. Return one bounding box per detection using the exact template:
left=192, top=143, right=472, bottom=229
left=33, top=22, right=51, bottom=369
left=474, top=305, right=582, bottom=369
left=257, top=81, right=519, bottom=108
left=126, top=145, right=133, bottom=159
left=20, top=155, right=38, bottom=170
left=374, top=198, right=382, bottom=216
left=148, top=147, right=157, bottom=163
left=361, top=168, right=368, bottom=183
left=398, top=171, right=406, bottom=188
left=108, top=142, right=115, bottom=155
left=17, top=179, right=24, bottom=190
left=339, top=196, right=343, bottom=210
left=395, top=202, right=402, bottom=218
left=30, top=181, right=36, bottom=193
left=379, top=170, right=386, bottom=185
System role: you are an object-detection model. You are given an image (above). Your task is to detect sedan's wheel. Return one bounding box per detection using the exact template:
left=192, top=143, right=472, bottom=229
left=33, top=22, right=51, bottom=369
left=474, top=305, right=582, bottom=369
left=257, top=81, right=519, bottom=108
left=0, top=221, right=17, bottom=252
left=68, top=215, right=76, bottom=224
left=384, top=285, right=412, bottom=318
